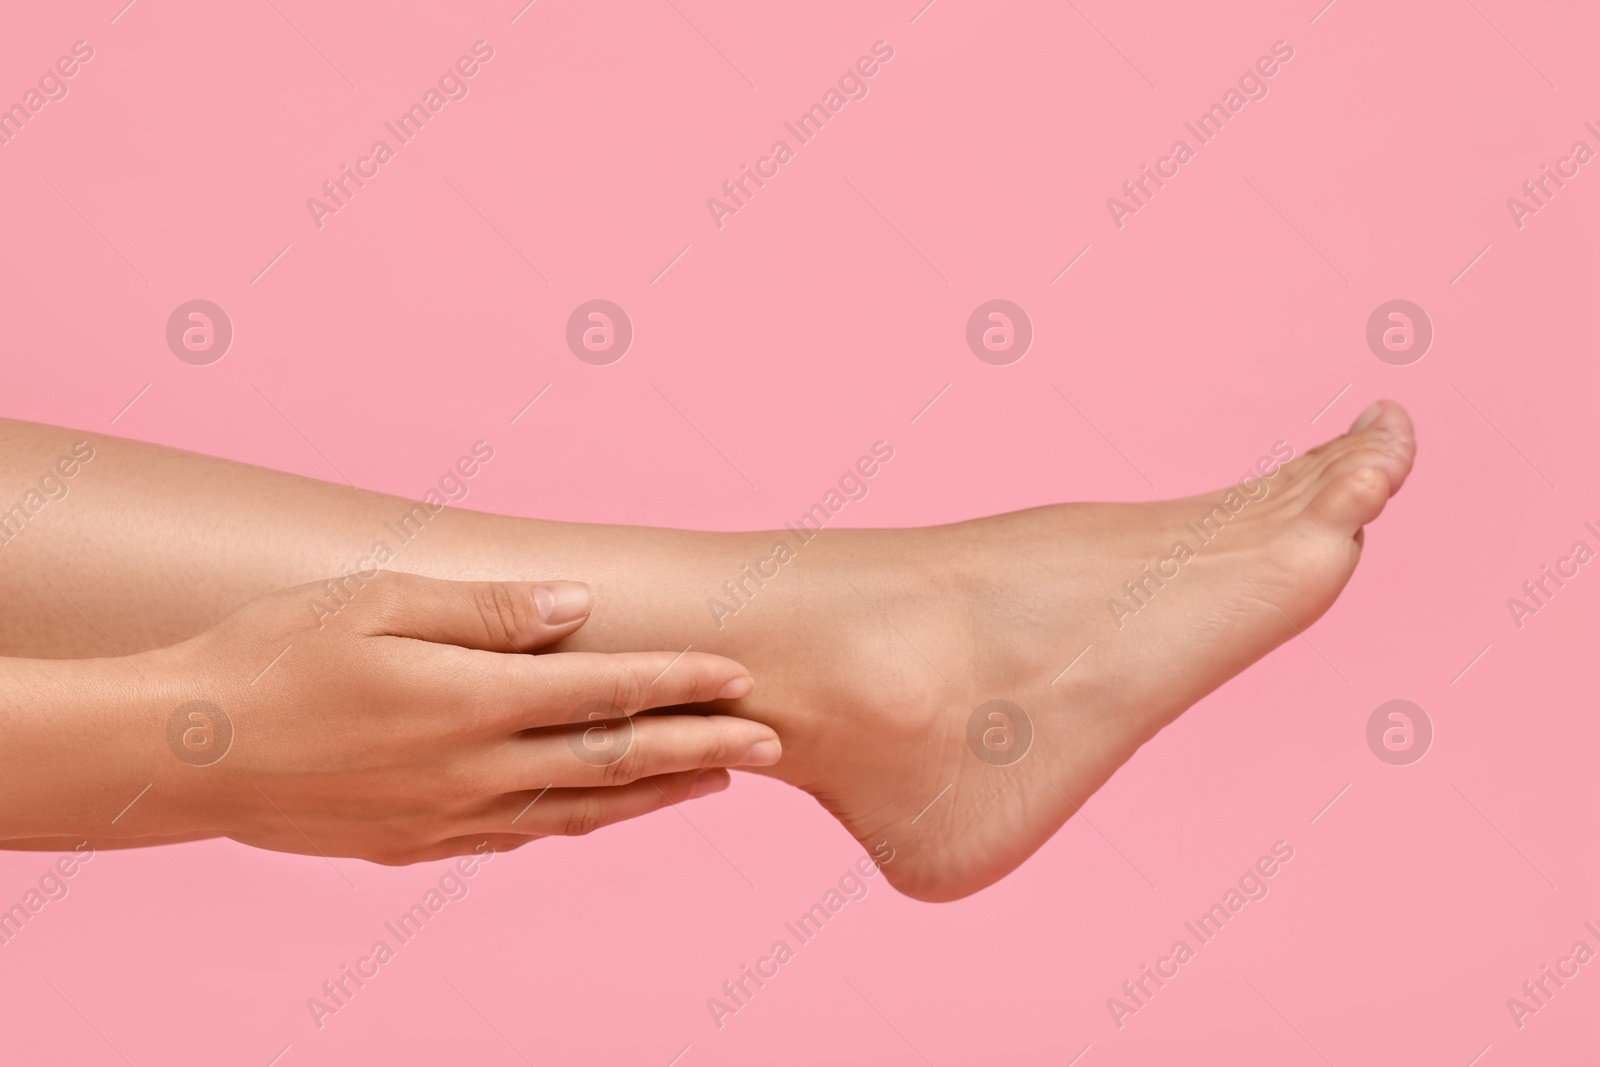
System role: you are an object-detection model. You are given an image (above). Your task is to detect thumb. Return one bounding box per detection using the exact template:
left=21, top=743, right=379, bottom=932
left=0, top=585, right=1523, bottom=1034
left=357, top=571, right=592, bottom=652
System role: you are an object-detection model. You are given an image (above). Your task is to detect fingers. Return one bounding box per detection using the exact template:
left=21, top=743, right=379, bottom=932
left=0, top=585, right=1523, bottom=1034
left=366, top=770, right=735, bottom=862
left=485, top=649, right=756, bottom=730
left=481, top=768, right=733, bottom=838
left=357, top=571, right=594, bottom=652
left=484, top=712, right=781, bottom=789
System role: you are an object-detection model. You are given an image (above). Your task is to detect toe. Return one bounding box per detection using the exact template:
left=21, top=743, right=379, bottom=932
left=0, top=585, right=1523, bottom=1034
left=1350, top=397, right=1412, bottom=439
left=1319, top=444, right=1410, bottom=495
left=1275, top=400, right=1416, bottom=501
left=1347, top=399, right=1416, bottom=488
left=1290, top=400, right=1415, bottom=498
left=1305, top=466, right=1391, bottom=538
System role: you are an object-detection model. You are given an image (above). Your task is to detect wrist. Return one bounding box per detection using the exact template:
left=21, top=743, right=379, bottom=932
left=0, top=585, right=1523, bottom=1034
left=0, top=651, right=209, bottom=843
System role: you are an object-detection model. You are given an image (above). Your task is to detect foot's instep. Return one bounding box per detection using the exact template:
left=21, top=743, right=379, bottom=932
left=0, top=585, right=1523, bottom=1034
left=755, top=400, right=1416, bottom=902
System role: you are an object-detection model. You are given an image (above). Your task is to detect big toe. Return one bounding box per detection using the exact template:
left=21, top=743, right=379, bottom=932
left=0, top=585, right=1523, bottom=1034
left=1303, top=399, right=1415, bottom=495
left=1343, top=399, right=1416, bottom=489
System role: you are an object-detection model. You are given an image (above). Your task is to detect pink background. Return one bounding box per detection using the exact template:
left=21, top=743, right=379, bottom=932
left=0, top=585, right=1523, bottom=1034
left=1, top=0, right=1596, bottom=1063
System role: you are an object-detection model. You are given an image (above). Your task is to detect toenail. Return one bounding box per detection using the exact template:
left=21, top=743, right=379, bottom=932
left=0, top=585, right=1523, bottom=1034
left=1352, top=403, right=1382, bottom=432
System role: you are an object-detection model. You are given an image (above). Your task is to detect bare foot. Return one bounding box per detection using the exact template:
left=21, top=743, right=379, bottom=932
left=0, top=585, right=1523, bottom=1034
left=745, top=400, right=1415, bottom=901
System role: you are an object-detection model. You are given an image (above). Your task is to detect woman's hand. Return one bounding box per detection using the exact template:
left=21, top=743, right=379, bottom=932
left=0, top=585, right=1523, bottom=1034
left=31, top=572, right=780, bottom=862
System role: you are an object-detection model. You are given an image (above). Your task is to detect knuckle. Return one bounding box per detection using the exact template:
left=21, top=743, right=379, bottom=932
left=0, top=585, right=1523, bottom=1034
left=592, top=725, right=642, bottom=785
left=698, top=730, right=735, bottom=771
left=606, top=660, right=650, bottom=715
left=599, top=750, right=633, bottom=787
left=561, top=796, right=605, bottom=838
left=658, top=653, right=709, bottom=702
left=670, top=658, right=712, bottom=703
left=477, top=582, right=535, bottom=650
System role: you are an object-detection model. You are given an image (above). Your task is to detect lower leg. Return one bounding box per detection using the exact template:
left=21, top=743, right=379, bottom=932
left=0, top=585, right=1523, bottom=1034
left=0, top=402, right=1416, bottom=899
left=0, top=420, right=838, bottom=664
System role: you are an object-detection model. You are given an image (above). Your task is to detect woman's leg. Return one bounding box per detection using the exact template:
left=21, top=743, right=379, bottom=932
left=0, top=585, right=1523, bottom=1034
left=0, top=404, right=1415, bottom=899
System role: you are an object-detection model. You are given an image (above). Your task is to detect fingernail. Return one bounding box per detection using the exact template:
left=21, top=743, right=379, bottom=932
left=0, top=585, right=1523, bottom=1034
left=717, top=676, right=754, bottom=700
left=689, top=772, right=730, bottom=799
left=534, top=581, right=592, bottom=625
left=739, top=739, right=782, bottom=767
left=1352, top=402, right=1382, bottom=432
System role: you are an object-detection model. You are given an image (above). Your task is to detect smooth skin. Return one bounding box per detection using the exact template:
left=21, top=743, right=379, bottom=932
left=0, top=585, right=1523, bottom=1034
left=0, top=567, right=783, bottom=860
left=0, top=402, right=1415, bottom=898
